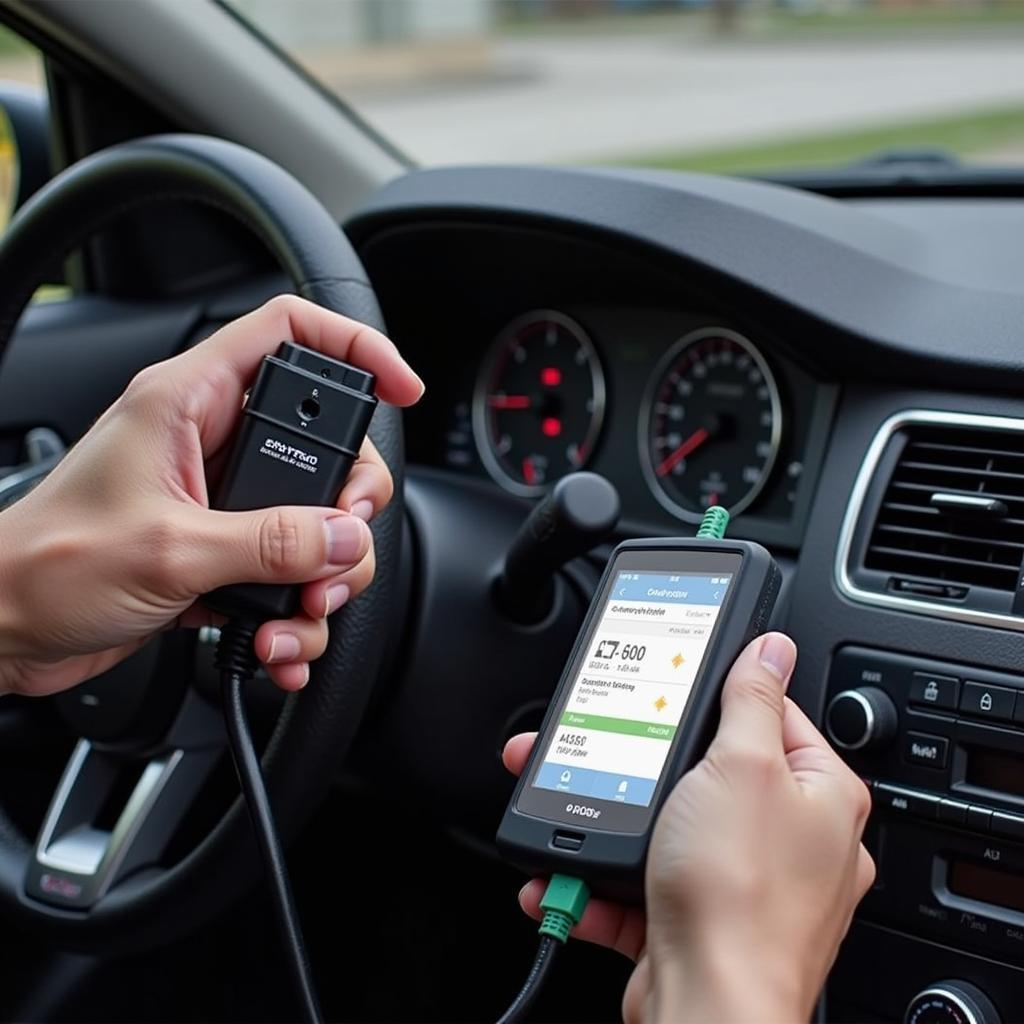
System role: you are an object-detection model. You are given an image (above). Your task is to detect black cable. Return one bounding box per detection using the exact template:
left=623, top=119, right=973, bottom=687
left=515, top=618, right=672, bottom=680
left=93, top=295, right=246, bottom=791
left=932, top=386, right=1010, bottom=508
left=496, top=936, right=562, bottom=1024
left=217, top=620, right=323, bottom=1024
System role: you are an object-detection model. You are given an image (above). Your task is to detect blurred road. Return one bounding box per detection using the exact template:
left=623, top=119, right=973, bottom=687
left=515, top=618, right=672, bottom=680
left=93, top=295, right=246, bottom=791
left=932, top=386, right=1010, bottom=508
left=353, top=33, right=1024, bottom=165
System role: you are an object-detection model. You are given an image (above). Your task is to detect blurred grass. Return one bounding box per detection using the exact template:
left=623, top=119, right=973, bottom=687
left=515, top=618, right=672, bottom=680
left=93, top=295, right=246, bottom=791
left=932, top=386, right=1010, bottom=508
left=0, top=23, right=32, bottom=56
left=500, top=2, right=1024, bottom=39
left=612, top=104, right=1024, bottom=175
left=762, top=2, right=1024, bottom=36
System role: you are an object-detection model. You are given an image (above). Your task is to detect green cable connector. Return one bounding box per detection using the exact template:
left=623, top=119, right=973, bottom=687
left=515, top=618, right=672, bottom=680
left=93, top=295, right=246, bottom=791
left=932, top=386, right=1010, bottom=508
left=696, top=505, right=730, bottom=540
left=538, top=874, right=590, bottom=943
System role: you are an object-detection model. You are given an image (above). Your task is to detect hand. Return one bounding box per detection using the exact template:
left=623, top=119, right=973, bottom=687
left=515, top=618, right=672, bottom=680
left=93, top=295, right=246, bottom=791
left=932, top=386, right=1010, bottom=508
left=502, top=633, right=874, bottom=1024
left=0, top=295, right=423, bottom=697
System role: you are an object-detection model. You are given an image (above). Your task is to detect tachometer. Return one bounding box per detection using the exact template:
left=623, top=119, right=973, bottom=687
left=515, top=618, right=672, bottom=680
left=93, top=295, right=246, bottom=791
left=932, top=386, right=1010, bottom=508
left=640, top=328, right=782, bottom=521
left=473, top=311, right=605, bottom=495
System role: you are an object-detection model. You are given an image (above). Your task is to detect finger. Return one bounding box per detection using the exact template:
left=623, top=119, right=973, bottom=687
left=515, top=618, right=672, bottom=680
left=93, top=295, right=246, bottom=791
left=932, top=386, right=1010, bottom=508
left=519, top=879, right=646, bottom=961
left=337, top=438, right=392, bottom=522
left=300, top=539, right=375, bottom=619
left=266, top=661, right=310, bottom=692
left=783, top=698, right=874, bottom=832
left=781, top=695, right=835, bottom=758
left=623, top=956, right=651, bottom=1024
left=708, top=632, right=796, bottom=761
left=783, top=697, right=869, bottom=795
left=502, top=732, right=538, bottom=777
left=187, top=294, right=424, bottom=408
left=183, top=505, right=371, bottom=593
left=254, top=615, right=329, bottom=668
left=856, top=843, right=876, bottom=896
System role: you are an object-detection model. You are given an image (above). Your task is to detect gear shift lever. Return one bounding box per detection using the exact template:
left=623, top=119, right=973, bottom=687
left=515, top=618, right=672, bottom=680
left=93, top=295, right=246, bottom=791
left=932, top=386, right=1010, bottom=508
left=498, top=472, right=620, bottom=624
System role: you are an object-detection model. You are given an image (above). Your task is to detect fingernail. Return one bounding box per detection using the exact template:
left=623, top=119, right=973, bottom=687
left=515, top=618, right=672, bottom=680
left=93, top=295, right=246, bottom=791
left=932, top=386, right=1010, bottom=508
left=298, top=663, right=310, bottom=689
left=325, top=515, right=365, bottom=566
left=267, top=632, right=301, bottom=664
left=350, top=499, right=374, bottom=523
left=413, top=373, right=426, bottom=399
left=324, top=583, right=350, bottom=618
left=759, top=633, right=796, bottom=681
left=518, top=883, right=530, bottom=903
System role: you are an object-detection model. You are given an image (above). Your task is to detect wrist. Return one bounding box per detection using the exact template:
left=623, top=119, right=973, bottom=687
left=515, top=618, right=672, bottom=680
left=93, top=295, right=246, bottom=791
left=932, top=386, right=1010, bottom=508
left=648, top=928, right=805, bottom=1024
left=0, top=517, right=21, bottom=691
left=0, top=507, right=33, bottom=671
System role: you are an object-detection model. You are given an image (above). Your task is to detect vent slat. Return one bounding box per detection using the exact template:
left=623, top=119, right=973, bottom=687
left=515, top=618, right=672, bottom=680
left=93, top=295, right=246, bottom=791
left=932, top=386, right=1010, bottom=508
left=873, top=523, right=1024, bottom=557
left=863, top=424, right=1024, bottom=595
left=887, top=480, right=1024, bottom=509
left=880, top=500, right=1024, bottom=530
left=868, top=545, right=1017, bottom=573
left=897, top=460, right=1024, bottom=484
left=909, top=440, right=1024, bottom=461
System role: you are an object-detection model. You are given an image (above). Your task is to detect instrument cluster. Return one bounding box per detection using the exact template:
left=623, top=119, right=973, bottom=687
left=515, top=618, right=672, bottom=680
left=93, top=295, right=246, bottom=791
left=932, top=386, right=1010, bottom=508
left=433, top=306, right=831, bottom=543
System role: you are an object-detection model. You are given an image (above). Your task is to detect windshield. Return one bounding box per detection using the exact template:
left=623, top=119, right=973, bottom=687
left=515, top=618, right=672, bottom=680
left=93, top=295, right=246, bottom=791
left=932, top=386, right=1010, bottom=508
left=228, top=1, right=1024, bottom=175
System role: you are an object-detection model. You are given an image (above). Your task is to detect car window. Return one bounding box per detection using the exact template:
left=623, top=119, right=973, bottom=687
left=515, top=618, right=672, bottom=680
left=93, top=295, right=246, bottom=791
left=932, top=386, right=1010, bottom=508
left=0, top=23, right=44, bottom=232
left=226, top=1, right=1024, bottom=175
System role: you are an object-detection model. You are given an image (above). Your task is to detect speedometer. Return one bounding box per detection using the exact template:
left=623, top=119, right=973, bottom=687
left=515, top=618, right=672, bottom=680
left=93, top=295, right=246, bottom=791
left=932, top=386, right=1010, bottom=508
left=639, top=328, right=782, bottom=522
left=473, top=311, right=605, bottom=496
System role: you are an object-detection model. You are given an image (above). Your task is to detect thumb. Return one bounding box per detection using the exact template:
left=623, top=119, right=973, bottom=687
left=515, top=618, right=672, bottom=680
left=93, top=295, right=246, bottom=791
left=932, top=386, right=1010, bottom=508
left=708, top=632, right=797, bottom=759
left=184, top=505, right=370, bottom=592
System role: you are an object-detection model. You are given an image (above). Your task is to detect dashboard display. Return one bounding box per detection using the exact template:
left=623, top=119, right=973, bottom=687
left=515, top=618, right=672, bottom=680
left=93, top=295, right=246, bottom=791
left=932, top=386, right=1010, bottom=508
left=473, top=310, right=605, bottom=495
left=639, top=328, right=782, bottom=522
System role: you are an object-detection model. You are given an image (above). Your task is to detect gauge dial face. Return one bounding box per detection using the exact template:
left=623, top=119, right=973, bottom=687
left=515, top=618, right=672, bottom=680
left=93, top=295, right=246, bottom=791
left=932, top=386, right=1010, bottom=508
left=473, top=311, right=605, bottom=495
left=640, top=328, right=782, bottom=522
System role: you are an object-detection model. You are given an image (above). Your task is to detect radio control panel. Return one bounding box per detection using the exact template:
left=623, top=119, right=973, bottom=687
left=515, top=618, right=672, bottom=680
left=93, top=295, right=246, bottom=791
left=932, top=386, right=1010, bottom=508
left=826, top=646, right=1024, bottom=977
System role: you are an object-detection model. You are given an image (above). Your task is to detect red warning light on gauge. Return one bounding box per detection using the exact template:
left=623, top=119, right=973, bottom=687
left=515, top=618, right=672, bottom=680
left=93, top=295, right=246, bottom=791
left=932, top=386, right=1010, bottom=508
left=473, top=310, right=606, bottom=496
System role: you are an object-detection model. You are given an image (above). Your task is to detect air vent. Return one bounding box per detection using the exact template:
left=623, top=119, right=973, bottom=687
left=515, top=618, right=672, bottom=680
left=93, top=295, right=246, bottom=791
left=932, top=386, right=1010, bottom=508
left=837, top=411, right=1024, bottom=631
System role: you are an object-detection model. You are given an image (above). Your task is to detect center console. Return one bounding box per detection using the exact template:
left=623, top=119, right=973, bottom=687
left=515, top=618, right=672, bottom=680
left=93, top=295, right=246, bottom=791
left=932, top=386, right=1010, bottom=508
left=824, top=647, right=1024, bottom=1022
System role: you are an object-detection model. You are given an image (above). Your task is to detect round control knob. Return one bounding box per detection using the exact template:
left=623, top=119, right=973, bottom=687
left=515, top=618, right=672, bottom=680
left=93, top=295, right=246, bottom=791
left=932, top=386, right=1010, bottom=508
left=905, top=980, right=1000, bottom=1024
left=825, top=686, right=897, bottom=752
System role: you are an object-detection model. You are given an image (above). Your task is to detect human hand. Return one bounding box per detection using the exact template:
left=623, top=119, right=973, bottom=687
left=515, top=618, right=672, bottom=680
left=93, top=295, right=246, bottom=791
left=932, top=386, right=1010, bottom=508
left=503, top=633, right=874, bottom=1023
left=0, top=295, right=423, bottom=697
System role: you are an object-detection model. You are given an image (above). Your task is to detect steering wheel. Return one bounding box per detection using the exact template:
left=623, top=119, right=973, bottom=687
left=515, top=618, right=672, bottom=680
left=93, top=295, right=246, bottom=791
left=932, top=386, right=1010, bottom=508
left=0, top=135, right=403, bottom=952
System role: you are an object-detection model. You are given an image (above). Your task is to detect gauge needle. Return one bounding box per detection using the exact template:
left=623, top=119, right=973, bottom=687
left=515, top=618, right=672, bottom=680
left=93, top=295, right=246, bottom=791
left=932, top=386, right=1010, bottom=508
left=522, top=457, right=538, bottom=486
left=488, top=395, right=531, bottom=410
left=655, top=427, right=710, bottom=477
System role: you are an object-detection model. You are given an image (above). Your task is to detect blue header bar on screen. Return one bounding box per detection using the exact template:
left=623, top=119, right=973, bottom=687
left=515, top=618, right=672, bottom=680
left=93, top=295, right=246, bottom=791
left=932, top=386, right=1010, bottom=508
left=612, top=572, right=732, bottom=607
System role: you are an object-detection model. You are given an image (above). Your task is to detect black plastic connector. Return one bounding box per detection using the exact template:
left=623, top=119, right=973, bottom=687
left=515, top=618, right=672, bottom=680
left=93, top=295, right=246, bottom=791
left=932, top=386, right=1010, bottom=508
left=205, top=341, right=378, bottom=623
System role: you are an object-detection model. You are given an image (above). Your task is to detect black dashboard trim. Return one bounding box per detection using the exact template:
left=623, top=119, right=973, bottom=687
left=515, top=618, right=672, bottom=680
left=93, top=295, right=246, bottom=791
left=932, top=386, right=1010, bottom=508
left=348, top=166, right=1024, bottom=392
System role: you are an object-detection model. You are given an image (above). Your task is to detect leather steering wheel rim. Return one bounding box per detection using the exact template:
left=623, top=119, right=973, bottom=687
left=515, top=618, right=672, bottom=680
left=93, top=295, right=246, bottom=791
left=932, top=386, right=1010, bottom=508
left=0, top=134, right=403, bottom=951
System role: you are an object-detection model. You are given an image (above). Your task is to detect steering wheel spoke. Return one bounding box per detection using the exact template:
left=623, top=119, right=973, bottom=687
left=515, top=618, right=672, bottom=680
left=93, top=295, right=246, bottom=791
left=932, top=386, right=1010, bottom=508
left=27, top=735, right=219, bottom=910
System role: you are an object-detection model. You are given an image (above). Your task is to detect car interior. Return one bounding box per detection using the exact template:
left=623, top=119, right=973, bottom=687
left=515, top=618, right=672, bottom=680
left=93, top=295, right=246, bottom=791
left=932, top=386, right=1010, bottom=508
left=2, top=1, right=1024, bottom=1021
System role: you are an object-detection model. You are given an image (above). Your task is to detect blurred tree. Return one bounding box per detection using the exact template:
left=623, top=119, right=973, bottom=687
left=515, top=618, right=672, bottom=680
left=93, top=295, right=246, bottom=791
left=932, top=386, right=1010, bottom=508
left=712, top=0, right=740, bottom=33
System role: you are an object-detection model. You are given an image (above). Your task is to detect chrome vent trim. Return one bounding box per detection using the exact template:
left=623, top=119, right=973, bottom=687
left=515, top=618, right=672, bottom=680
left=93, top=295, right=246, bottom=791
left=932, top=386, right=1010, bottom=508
left=835, top=409, right=1024, bottom=632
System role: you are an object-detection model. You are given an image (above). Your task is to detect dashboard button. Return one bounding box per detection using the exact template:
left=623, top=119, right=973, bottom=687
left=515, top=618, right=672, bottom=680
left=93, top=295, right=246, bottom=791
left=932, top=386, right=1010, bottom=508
left=1013, top=694, right=1024, bottom=726
left=903, top=731, right=949, bottom=769
left=990, top=811, right=1024, bottom=842
left=826, top=688, right=898, bottom=752
left=959, top=682, right=1016, bottom=722
left=938, top=798, right=969, bottom=825
left=910, top=672, right=959, bottom=711
left=875, top=783, right=939, bottom=819
left=966, top=805, right=993, bottom=832
left=905, top=981, right=1001, bottom=1024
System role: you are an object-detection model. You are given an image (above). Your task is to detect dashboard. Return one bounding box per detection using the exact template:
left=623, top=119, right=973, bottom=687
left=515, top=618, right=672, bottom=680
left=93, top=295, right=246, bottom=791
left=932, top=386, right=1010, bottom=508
left=413, top=307, right=830, bottom=539
left=346, top=167, right=1024, bottom=1024
left=5, top=159, right=1024, bottom=1020
left=357, top=218, right=835, bottom=550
